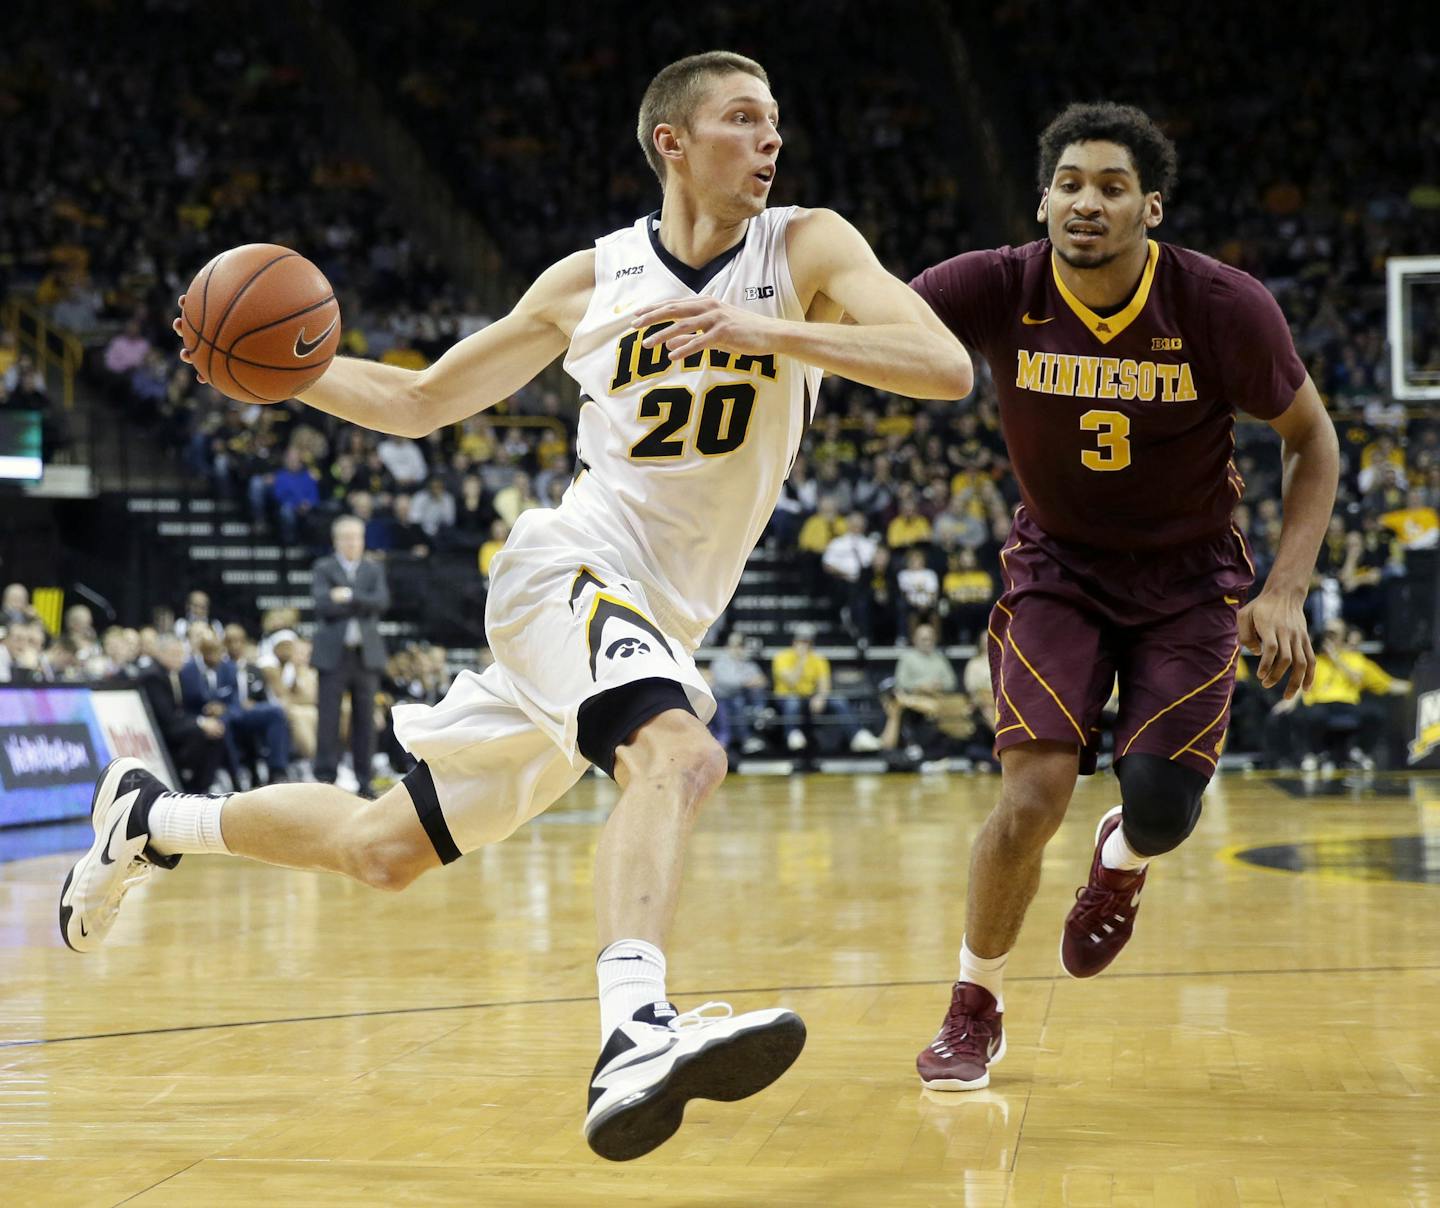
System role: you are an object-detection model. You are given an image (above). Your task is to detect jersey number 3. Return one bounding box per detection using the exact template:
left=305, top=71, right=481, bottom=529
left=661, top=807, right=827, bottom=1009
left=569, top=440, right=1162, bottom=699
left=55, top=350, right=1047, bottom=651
left=630, top=382, right=757, bottom=460
left=1079, top=409, right=1132, bottom=472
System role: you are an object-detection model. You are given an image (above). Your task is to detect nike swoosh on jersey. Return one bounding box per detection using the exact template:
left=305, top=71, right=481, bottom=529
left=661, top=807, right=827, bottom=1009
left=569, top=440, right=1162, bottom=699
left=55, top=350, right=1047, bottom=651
left=294, top=316, right=339, bottom=358
left=1021, top=314, right=1055, bottom=325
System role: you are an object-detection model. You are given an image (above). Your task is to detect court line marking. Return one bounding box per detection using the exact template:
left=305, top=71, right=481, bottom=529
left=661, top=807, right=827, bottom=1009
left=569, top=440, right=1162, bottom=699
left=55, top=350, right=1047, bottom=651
left=6, top=962, right=1439, bottom=1051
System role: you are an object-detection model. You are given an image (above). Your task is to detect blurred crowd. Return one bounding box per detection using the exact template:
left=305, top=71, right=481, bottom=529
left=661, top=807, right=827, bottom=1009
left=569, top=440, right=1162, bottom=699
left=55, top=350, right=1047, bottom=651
left=3, top=1, right=1434, bottom=775
left=990, top=0, right=1440, bottom=403
left=0, top=583, right=452, bottom=793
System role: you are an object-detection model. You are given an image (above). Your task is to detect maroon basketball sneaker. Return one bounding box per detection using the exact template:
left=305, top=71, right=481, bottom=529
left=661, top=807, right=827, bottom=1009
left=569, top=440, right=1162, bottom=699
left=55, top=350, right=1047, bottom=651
left=916, top=981, right=1006, bottom=1090
left=1060, top=806, right=1147, bottom=978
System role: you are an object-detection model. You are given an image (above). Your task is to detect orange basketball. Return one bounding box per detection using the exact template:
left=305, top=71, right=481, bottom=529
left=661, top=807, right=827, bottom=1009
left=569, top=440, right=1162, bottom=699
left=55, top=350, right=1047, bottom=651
left=180, top=244, right=341, bottom=404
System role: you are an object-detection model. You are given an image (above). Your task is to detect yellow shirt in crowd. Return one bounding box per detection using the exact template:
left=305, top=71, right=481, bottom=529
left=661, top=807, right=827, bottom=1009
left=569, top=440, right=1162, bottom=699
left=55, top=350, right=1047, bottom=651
left=1379, top=506, right=1439, bottom=548
left=1303, top=650, right=1394, bottom=707
left=887, top=514, right=932, bottom=549
left=944, top=569, right=994, bottom=603
left=798, top=514, right=846, bottom=554
left=478, top=540, right=504, bottom=577
left=773, top=649, right=830, bottom=697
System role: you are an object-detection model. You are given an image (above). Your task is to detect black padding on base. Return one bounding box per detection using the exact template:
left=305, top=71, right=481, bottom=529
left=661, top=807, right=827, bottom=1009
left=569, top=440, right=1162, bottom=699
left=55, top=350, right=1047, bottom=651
left=577, top=677, right=697, bottom=779
left=1115, top=753, right=1209, bottom=857
left=404, top=760, right=462, bottom=865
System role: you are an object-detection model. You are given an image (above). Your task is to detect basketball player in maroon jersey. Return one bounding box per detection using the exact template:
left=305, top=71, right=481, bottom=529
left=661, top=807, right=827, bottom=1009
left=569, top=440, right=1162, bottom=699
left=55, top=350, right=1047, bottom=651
left=908, top=102, right=1339, bottom=1090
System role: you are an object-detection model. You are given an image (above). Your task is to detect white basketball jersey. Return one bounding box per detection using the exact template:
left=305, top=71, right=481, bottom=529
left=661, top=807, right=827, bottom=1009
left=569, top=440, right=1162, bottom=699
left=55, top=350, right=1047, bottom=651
left=560, top=206, right=821, bottom=645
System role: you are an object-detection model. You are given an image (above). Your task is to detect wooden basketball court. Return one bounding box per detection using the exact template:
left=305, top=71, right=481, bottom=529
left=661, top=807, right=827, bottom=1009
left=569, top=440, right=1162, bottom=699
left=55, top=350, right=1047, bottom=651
left=2, top=771, right=1437, bottom=1206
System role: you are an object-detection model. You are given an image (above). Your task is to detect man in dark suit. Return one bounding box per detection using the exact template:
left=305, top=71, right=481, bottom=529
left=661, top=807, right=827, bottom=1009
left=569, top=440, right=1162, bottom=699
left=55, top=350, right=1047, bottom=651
left=181, top=630, right=292, bottom=785
left=138, top=633, right=227, bottom=791
left=312, top=514, right=390, bottom=793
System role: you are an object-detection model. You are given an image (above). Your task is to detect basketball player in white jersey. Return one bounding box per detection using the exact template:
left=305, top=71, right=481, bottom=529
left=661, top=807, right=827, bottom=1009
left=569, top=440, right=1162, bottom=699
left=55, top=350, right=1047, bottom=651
left=60, top=51, right=971, bottom=1160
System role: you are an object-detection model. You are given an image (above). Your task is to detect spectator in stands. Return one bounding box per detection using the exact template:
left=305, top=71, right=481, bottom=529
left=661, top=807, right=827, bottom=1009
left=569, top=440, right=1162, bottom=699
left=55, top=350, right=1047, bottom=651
left=479, top=519, right=509, bottom=582
left=0, top=621, right=45, bottom=683
left=494, top=470, right=540, bottom=526
left=102, top=319, right=150, bottom=377
left=376, top=432, right=428, bottom=487
left=942, top=548, right=994, bottom=643
left=822, top=512, right=879, bottom=644
left=1271, top=620, right=1411, bottom=771
left=182, top=630, right=292, bottom=785
left=410, top=474, right=456, bottom=538
left=139, top=633, right=227, bottom=792
left=709, top=631, right=770, bottom=757
left=389, top=494, right=431, bottom=556
left=1380, top=487, right=1439, bottom=550
left=223, top=624, right=271, bottom=708
left=174, top=591, right=216, bottom=640
left=449, top=475, right=492, bottom=548
left=880, top=624, right=976, bottom=765
left=279, top=638, right=320, bottom=773
left=887, top=489, right=932, bottom=550
left=896, top=547, right=940, bottom=641
left=63, top=605, right=101, bottom=665
left=2, top=583, right=37, bottom=628
left=268, top=447, right=322, bottom=545
left=772, top=623, right=878, bottom=755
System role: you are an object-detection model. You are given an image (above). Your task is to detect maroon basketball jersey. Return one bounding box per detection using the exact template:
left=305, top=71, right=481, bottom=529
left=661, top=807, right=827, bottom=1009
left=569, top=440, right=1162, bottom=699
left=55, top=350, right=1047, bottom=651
left=912, top=239, right=1306, bottom=552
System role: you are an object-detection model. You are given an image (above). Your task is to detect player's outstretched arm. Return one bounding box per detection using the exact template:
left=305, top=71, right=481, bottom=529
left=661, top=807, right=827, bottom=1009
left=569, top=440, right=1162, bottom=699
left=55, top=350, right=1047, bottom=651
left=1237, top=374, right=1339, bottom=699
left=297, top=251, right=592, bottom=437
left=172, top=251, right=593, bottom=437
left=634, top=209, right=972, bottom=400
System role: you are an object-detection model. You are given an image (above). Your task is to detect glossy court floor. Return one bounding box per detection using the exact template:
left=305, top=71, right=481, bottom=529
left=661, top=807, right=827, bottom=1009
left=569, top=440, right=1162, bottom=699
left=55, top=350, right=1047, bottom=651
left=2, top=770, right=1438, bottom=1207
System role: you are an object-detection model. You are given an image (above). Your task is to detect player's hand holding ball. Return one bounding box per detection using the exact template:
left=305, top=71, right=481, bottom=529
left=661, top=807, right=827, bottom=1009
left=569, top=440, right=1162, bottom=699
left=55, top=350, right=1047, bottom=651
left=172, top=244, right=341, bottom=404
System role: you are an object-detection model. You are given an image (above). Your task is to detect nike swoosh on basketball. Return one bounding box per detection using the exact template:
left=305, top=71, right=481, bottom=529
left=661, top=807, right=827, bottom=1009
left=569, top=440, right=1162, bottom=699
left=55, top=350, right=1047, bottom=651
left=294, top=316, right=338, bottom=358
left=1021, top=313, right=1055, bottom=325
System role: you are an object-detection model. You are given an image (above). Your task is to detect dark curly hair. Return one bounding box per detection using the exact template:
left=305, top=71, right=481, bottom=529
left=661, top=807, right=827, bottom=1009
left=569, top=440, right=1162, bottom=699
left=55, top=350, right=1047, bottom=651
left=1037, top=102, right=1178, bottom=197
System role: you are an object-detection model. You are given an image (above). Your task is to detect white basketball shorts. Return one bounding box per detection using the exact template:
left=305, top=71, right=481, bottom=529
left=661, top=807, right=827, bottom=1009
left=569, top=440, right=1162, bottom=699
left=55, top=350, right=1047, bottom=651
left=390, top=506, right=716, bottom=857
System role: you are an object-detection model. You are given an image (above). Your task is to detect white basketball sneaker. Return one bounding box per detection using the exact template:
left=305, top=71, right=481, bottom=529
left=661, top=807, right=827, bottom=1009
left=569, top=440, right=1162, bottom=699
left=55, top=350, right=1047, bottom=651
left=59, top=758, right=179, bottom=953
left=584, top=1000, right=806, bottom=1161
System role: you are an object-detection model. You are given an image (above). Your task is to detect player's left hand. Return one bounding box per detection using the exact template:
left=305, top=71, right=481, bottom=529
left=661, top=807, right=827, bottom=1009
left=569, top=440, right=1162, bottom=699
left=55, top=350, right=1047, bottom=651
left=633, top=297, right=782, bottom=360
left=1238, top=591, right=1314, bottom=699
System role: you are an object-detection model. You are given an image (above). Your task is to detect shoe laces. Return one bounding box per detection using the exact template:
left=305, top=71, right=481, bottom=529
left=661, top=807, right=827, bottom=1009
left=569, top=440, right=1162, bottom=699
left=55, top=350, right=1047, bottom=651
left=671, top=1001, right=733, bottom=1031
left=104, top=860, right=153, bottom=916
left=935, top=996, right=997, bottom=1056
left=1072, top=873, right=1141, bottom=928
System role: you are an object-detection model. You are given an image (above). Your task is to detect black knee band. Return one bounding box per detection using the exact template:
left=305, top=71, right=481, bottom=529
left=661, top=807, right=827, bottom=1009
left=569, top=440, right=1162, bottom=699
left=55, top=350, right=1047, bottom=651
left=1115, top=754, right=1208, bottom=857
left=404, top=760, right=462, bottom=865
left=576, top=677, right=697, bottom=779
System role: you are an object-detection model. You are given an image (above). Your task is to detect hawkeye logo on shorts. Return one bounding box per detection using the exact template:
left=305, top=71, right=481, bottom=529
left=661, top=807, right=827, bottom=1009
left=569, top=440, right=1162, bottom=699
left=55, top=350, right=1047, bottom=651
left=744, top=285, right=775, bottom=300
left=606, top=637, right=651, bottom=660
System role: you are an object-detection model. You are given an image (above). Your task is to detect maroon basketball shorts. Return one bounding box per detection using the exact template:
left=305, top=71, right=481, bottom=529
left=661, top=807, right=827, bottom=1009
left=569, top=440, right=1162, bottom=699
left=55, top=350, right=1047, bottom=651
left=986, top=507, right=1256, bottom=779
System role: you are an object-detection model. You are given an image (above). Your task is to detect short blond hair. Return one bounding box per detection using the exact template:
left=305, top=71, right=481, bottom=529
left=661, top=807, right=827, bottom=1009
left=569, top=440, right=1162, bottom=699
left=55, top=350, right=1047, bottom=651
left=636, top=51, right=770, bottom=189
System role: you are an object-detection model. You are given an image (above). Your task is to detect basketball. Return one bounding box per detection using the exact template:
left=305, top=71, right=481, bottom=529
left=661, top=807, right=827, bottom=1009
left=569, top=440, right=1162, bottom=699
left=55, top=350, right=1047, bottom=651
left=180, top=244, right=341, bottom=404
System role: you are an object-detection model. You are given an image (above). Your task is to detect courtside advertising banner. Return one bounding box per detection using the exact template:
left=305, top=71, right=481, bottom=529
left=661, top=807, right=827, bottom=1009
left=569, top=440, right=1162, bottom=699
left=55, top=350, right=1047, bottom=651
left=0, top=686, right=174, bottom=828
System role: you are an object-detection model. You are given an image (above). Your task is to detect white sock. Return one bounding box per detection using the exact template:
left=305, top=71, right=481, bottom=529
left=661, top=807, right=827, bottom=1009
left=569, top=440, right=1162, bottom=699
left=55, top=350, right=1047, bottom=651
left=147, top=793, right=233, bottom=856
left=960, top=937, right=1008, bottom=1011
left=597, top=939, right=668, bottom=1042
left=1101, top=819, right=1150, bottom=873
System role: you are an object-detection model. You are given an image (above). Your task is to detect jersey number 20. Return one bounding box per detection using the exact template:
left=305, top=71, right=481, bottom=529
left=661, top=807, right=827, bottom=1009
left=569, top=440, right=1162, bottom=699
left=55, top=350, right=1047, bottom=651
left=630, top=382, right=757, bottom=460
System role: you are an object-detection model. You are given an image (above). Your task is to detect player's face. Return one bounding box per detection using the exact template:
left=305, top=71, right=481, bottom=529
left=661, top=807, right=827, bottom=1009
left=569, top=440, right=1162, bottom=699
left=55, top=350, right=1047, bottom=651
left=1039, top=140, right=1162, bottom=269
left=677, top=72, right=782, bottom=219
